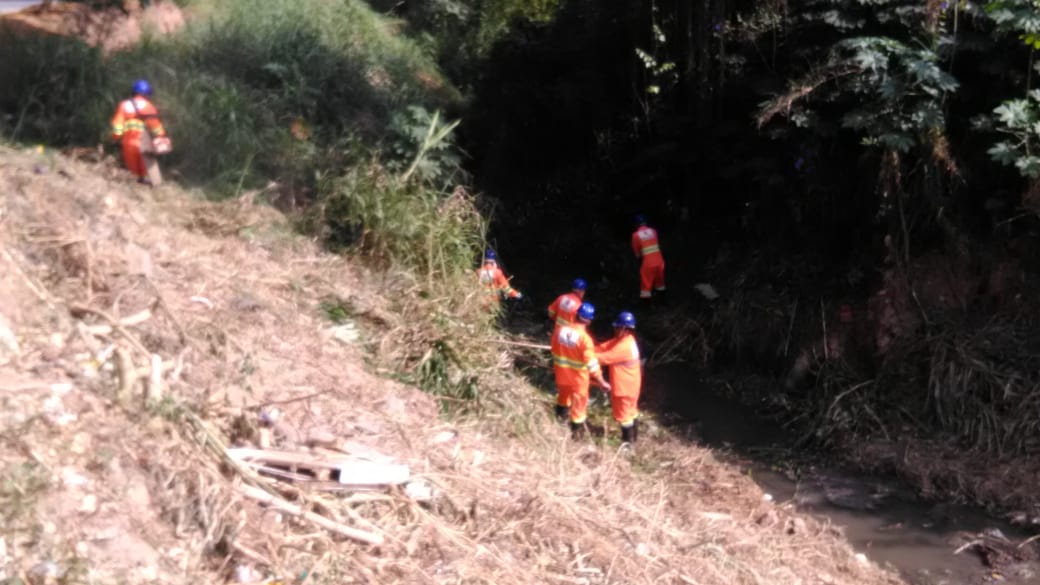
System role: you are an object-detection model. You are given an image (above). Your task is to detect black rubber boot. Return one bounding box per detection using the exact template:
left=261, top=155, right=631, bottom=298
left=620, top=424, right=634, bottom=443
left=555, top=405, right=570, bottom=422
left=631, top=419, right=639, bottom=443
left=569, top=421, right=585, bottom=439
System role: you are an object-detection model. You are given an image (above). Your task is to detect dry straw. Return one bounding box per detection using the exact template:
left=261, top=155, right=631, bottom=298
left=0, top=147, right=899, bottom=585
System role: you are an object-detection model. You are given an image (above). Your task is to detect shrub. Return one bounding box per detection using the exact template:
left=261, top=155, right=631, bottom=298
left=0, top=0, right=460, bottom=196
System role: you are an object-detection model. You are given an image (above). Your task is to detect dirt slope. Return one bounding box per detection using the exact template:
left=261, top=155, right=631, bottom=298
left=0, top=146, right=903, bottom=585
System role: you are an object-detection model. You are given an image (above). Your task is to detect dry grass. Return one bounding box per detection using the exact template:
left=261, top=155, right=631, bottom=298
left=0, top=146, right=902, bottom=585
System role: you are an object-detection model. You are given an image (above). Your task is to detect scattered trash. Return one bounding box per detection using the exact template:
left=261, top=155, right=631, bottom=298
left=28, top=560, right=64, bottom=585
left=189, top=296, right=214, bottom=310
left=694, top=283, right=719, bottom=300
left=258, top=408, right=280, bottom=425
left=431, top=430, right=457, bottom=444
left=234, top=565, right=257, bottom=584
left=59, top=468, right=90, bottom=488
left=43, top=390, right=77, bottom=427
left=404, top=480, right=434, bottom=502
left=854, top=553, right=869, bottom=565
left=762, top=493, right=773, bottom=502
left=329, top=322, right=360, bottom=345
left=339, top=460, right=410, bottom=486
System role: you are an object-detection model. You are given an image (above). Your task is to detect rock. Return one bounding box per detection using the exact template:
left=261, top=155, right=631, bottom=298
left=79, top=494, right=98, bottom=515
left=27, top=561, right=62, bottom=585
left=60, top=467, right=90, bottom=488
left=785, top=517, right=807, bottom=535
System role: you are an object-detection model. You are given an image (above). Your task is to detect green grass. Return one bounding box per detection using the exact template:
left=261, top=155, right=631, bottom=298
left=0, top=0, right=460, bottom=196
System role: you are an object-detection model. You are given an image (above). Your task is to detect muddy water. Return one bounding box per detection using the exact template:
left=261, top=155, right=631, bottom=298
left=644, top=365, right=1040, bottom=585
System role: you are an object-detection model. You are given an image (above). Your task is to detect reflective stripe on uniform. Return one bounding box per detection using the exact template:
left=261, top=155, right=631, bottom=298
left=640, top=244, right=660, bottom=255
left=552, top=355, right=587, bottom=370
left=551, top=355, right=599, bottom=372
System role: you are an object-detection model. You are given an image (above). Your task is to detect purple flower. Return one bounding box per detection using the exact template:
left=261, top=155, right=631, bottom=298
left=794, top=157, right=805, bottom=170
left=940, top=1, right=948, bottom=10
left=713, top=22, right=723, bottom=32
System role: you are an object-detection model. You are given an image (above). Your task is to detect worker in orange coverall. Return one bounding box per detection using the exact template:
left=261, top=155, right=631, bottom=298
left=110, top=79, right=169, bottom=185
left=595, top=311, right=642, bottom=444
left=547, top=278, right=587, bottom=332
left=477, top=250, right=522, bottom=307
left=631, top=214, right=666, bottom=303
left=551, top=302, right=611, bottom=435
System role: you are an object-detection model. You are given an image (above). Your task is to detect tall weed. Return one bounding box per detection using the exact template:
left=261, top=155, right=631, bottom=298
left=0, top=0, right=459, bottom=195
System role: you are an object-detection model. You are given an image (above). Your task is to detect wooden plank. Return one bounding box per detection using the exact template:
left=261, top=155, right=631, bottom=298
left=228, top=448, right=410, bottom=485
left=228, top=447, right=347, bottom=470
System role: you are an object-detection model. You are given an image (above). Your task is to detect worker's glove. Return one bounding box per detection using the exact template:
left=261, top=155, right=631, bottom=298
left=513, top=293, right=523, bottom=300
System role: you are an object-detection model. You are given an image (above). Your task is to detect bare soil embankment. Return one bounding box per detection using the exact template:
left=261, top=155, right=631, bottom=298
left=0, top=1, right=185, bottom=53
left=0, top=146, right=902, bottom=584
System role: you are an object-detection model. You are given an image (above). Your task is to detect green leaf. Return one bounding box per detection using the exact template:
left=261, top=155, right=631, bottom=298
left=988, top=141, right=1020, bottom=165
left=878, top=132, right=914, bottom=151
left=1015, top=155, right=1040, bottom=177
left=994, top=100, right=1032, bottom=129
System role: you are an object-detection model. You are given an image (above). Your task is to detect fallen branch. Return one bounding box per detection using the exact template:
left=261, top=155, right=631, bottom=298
left=953, top=539, right=981, bottom=555
left=1017, top=533, right=1040, bottom=549
left=82, top=307, right=152, bottom=335
left=239, top=484, right=384, bottom=545
left=69, top=303, right=151, bottom=357
left=485, top=338, right=550, bottom=351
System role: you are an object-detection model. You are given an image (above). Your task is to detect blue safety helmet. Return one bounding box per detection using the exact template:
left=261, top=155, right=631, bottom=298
left=577, top=302, right=595, bottom=322
left=132, top=79, right=153, bottom=96
left=634, top=213, right=647, bottom=226
left=613, top=311, right=637, bottom=329
left=572, top=278, right=587, bottom=291
left=484, top=249, right=497, bottom=261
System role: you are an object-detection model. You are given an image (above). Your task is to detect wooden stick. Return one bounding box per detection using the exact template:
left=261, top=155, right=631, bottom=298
left=231, top=540, right=272, bottom=566
left=485, top=338, right=550, bottom=351
left=69, top=304, right=151, bottom=357
left=82, top=308, right=152, bottom=335
left=145, top=353, right=163, bottom=404
left=1017, top=533, right=1040, bottom=549
left=239, top=484, right=384, bottom=545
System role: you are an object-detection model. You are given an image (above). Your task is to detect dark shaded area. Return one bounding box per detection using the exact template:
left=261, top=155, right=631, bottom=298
left=447, top=0, right=1040, bottom=472
left=458, top=0, right=1037, bottom=306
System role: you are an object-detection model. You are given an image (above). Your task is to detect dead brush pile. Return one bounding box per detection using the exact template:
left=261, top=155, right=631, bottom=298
left=0, top=147, right=900, bottom=585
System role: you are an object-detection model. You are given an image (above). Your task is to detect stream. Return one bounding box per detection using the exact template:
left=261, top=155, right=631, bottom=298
left=643, top=365, right=1040, bottom=585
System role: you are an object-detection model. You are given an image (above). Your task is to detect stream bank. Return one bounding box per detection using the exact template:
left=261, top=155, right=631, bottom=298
left=642, top=364, right=1040, bottom=585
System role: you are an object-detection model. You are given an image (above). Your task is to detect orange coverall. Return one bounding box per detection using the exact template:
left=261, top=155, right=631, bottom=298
left=551, top=322, right=601, bottom=424
left=547, top=292, right=582, bottom=328
left=110, top=96, right=166, bottom=179
left=595, top=332, right=641, bottom=426
left=632, top=225, right=665, bottom=299
left=477, top=261, right=520, bottom=306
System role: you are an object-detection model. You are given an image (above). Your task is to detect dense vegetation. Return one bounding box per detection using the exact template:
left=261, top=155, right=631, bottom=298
left=7, top=0, right=1040, bottom=472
